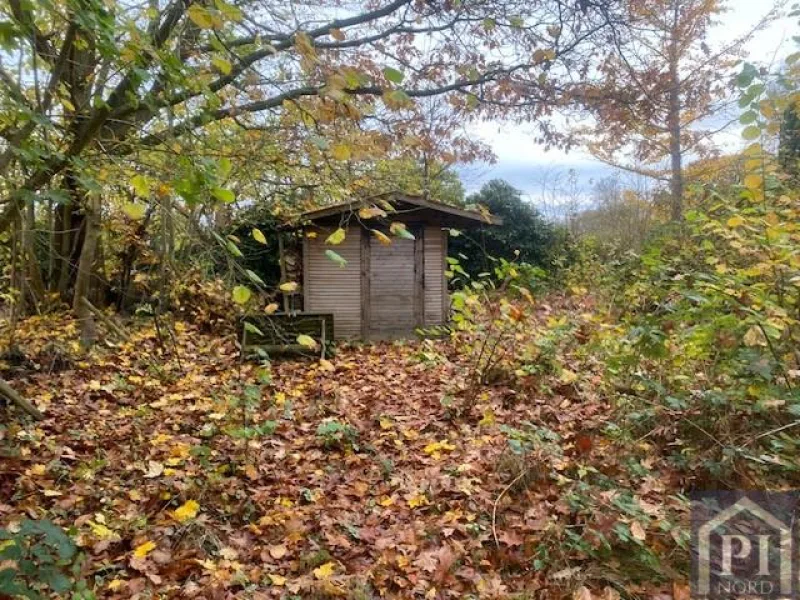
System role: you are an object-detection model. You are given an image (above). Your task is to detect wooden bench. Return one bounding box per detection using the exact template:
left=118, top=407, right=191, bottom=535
left=242, top=312, right=334, bottom=356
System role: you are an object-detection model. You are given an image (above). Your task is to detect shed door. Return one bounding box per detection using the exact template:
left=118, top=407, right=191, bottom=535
left=366, top=226, right=423, bottom=339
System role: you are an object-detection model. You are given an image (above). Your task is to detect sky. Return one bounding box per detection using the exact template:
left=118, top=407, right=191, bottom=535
left=459, top=0, right=794, bottom=212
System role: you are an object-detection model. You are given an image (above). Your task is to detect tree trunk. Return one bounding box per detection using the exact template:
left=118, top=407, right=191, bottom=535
left=23, top=199, right=45, bottom=309
left=73, top=194, right=100, bottom=348
left=667, top=0, right=684, bottom=221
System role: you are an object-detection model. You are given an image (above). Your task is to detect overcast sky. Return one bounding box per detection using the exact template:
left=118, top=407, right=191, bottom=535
left=459, top=0, right=793, bottom=209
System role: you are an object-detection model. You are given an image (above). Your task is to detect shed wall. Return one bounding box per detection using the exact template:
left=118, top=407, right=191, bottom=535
left=304, top=227, right=362, bottom=339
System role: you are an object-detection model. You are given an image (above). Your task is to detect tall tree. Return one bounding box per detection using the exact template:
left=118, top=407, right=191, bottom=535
left=573, top=0, right=764, bottom=220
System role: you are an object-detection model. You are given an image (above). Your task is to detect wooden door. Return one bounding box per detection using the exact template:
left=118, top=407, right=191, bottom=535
left=364, top=226, right=423, bottom=339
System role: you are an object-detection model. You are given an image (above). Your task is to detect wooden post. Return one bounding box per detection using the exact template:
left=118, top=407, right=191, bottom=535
left=360, top=228, right=370, bottom=340
left=278, top=232, right=290, bottom=313
left=413, top=224, right=424, bottom=329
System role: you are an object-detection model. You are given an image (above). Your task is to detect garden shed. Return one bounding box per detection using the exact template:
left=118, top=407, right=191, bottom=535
left=286, top=194, right=499, bottom=341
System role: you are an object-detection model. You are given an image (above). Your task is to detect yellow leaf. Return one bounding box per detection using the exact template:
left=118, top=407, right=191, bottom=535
left=29, top=464, right=46, bottom=476
left=252, top=228, right=267, bottom=244
left=326, top=228, right=346, bottom=245
left=313, top=561, right=335, bottom=579
left=306, top=231, right=318, bottom=239
left=358, top=205, right=386, bottom=219
left=133, top=540, right=156, bottom=558
left=743, top=174, right=763, bottom=190
left=727, top=215, right=745, bottom=228
left=264, top=302, right=279, bottom=314
left=131, top=174, right=151, bottom=197
left=372, top=230, right=392, bottom=246
left=330, top=143, right=351, bottom=161
left=297, top=334, right=318, bottom=349
left=173, top=499, right=200, bottom=523
left=479, top=409, right=496, bottom=427
left=408, top=492, right=429, bottom=508
left=379, top=496, right=395, bottom=507
left=89, top=521, right=117, bottom=540
left=559, top=369, right=578, bottom=384
left=279, top=281, right=298, bottom=293
left=319, top=358, right=335, bottom=372
left=123, top=203, right=146, bottom=220
left=269, top=574, right=287, bottom=586
left=107, top=579, right=125, bottom=591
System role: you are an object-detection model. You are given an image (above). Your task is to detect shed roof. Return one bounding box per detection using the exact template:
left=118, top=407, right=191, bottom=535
left=295, top=193, right=502, bottom=229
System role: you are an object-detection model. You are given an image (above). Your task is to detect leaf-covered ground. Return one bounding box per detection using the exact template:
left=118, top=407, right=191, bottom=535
left=0, top=305, right=686, bottom=599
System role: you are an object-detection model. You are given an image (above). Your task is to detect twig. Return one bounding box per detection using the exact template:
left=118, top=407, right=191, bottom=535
left=492, top=469, right=529, bottom=548
left=748, top=420, right=800, bottom=445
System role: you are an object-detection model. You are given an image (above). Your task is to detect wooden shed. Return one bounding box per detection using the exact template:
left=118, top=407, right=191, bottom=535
left=289, top=194, right=499, bottom=341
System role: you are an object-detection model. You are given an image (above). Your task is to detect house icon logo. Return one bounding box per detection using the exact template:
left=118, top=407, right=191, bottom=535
left=692, top=492, right=798, bottom=599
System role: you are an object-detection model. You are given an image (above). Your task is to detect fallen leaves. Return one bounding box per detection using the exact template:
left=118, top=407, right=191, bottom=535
left=0, top=297, right=680, bottom=599
left=144, top=460, right=164, bottom=478
left=133, top=540, right=156, bottom=559
left=172, top=500, right=200, bottom=523
left=313, top=561, right=335, bottom=579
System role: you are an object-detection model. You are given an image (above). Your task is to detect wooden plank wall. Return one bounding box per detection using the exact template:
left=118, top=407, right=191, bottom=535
left=304, top=227, right=362, bottom=339
left=368, top=232, right=416, bottom=337
left=424, top=225, right=446, bottom=326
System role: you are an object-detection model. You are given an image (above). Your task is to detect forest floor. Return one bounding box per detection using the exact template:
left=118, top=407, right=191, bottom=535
left=0, top=299, right=688, bottom=599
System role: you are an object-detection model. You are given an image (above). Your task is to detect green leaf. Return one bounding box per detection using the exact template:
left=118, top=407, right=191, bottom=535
left=736, top=62, right=757, bottom=87
left=211, top=57, right=232, bottom=74
left=383, top=89, right=412, bottom=109
left=213, top=187, right=235, bottom=203
left=232, top=285, right=252, bottom=304
left=244, top=321, right=265, bottom=337
left=245, top=269, right=265, bottom=285
left=218, top=157, right=233, bottom=177
left=187, top=5, right=215, bottom=28
left=383, top=67, right=404, bottom=84
left=325, top=249, right=348, bottom=268
left=742, top=125, right=761, bottom=140
left=226, top=239, right=243, bottom=257
left=123, top=203, right=146, bottom=220
left=131, top=174, right=151, bottom=197
left=326, top=228, right=346, bottom=245
left=390, top=222, right=415, bottom=240
left=739, top=111, right=757, bottom=125
left=252, top=228, right=267, bottom=244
